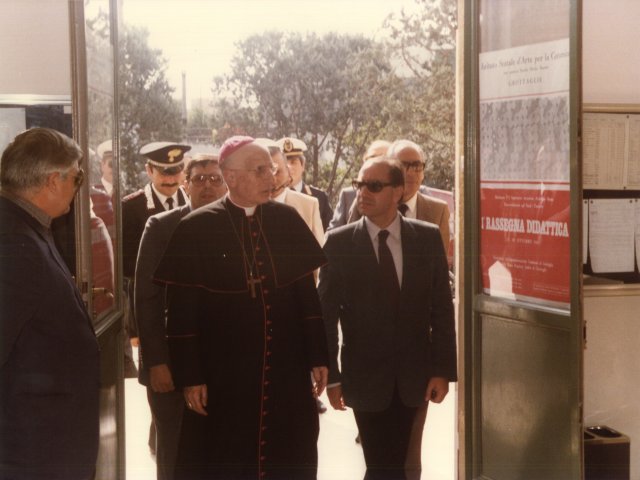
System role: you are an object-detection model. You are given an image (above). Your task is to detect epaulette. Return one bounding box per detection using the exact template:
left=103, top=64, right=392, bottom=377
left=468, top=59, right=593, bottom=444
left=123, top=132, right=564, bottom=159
left=122, top=189, right=144, bottom=202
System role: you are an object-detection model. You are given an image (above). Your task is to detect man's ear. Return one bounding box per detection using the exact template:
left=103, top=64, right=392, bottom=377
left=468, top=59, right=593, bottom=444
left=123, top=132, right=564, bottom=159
left=394, top=185, right=404, bottom=204
left=145, top=163, right=153, bottom=177
left=45, top=171, right=61, bottom=192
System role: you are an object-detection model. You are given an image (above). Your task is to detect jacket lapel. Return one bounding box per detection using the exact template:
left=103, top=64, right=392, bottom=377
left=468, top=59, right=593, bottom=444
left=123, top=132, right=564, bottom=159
left=399, top=218, right=420, bottom=298
left=351, top=217, right=378, bottom=273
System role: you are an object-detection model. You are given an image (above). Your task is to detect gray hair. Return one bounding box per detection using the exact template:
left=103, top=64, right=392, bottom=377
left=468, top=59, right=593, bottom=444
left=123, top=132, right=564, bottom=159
left=1, top=128, right=83, bottom=192
left=387, top=139, right=426, bottom=162
left=363, top=140, right=391, bottom=160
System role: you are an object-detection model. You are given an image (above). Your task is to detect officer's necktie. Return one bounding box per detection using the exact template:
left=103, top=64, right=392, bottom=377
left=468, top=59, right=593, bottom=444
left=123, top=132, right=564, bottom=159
left=378, top=230, right=400, bottom=305
left=398, top=203, right=409, bottom=216
left=166, top=197, right=174, bottom=210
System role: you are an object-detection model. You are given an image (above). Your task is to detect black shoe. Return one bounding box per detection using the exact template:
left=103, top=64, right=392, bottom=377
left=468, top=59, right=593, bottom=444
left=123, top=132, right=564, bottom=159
left=316, top=398, right=327, bottom=414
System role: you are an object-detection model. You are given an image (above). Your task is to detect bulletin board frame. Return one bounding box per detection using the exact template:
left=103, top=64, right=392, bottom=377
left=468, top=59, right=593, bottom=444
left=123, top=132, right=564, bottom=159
left=582, top=103, right=640, bottom=291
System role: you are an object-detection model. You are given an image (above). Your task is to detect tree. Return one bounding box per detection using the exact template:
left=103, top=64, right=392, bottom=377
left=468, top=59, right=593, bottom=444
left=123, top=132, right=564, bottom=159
left=208, top=0, right=458, bottom=198
left=383, top=0, right=457, bottom=190
left=210, top=32, right=395, bottom=201
left=118, top=25, right=183, bottom=194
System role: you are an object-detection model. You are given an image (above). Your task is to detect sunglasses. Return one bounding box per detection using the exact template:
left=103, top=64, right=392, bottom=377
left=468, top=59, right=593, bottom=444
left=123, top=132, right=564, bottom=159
left=352, top=179, right=397, bottom=193
left=71, top=168, right=84, bottom=188
left=190, top=173, right=224, bottom=187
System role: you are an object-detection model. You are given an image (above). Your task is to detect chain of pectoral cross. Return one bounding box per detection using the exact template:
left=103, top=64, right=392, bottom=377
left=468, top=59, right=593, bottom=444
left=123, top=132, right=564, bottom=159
left=226, top=209, right=263, bottom=299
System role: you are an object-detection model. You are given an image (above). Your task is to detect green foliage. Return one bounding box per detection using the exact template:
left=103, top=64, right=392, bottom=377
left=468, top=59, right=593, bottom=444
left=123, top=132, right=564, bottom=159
left=208, top=0, right=457, bottom=201
left=382, top=0, right=457, bottom=190
left=118, top=25, right=183, bottom=194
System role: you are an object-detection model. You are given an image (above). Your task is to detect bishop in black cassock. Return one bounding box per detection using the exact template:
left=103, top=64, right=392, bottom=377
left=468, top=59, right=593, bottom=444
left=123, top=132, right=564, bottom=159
left=154, top=137, right=329, bottom=480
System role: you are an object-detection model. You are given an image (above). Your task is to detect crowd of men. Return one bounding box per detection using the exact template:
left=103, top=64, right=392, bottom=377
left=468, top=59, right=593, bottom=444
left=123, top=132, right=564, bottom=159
left=0, top=128, right=456, bottom=480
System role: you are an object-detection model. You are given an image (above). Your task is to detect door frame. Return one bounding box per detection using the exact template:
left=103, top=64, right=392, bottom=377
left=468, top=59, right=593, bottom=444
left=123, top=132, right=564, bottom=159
left=458, top=0, right=584, bottom=477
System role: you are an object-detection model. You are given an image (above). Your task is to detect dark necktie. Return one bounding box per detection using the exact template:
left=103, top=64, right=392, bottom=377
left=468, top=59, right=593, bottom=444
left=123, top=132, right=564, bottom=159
left=166, top=197, right=174, bottom=210
left=378, top=230, right=400, bottom=305
left=398, top=203, right=409, bottom=216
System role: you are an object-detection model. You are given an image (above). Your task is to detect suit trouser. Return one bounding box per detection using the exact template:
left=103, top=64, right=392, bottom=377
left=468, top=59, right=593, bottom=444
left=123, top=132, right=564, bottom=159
left=405, top=402, right=428, bottom=480
left=147, top=388, right=185, bottom=480
left=353, top=389, right=418, bottom=480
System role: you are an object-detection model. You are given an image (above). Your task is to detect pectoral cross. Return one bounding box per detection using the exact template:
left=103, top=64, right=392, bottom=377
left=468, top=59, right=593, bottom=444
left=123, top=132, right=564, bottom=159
left=247, top=273, right=261, bottom=299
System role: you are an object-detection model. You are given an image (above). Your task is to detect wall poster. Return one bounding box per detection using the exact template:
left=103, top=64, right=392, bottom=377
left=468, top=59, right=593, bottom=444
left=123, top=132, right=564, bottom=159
left=479, top=38, right=571, bottom=308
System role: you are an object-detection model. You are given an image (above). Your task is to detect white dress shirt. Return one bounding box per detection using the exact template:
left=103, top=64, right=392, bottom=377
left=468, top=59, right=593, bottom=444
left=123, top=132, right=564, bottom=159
left=151, top=184, right=180, bottom=211
left=400, top=192, right=419, bottom=219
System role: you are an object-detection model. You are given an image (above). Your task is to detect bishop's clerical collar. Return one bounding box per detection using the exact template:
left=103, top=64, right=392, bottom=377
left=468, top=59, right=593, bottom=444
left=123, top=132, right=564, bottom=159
left=226, top=195, right=257, bottom=216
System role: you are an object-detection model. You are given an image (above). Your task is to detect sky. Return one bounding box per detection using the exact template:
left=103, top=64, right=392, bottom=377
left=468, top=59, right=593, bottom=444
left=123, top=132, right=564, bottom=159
left=121, top=0, right=419, bottom=105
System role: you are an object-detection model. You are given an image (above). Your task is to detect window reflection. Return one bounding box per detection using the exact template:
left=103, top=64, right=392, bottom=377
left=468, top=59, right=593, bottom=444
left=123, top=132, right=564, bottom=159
left=86, top=0, right=117, bottom=321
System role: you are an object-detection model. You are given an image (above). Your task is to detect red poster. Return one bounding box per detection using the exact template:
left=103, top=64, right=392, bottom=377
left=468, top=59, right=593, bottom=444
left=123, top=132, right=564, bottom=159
left=480, top=184, right=570, bottom=306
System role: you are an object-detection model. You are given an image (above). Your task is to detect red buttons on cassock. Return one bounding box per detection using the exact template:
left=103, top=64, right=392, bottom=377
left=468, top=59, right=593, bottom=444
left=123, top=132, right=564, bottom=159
left=263, top=289, right=269, bottom=295
left=266, top=351, right=272, bottom=356
left=261, top=440, right=266, bottom=445
left=263, top=395, right=269, bottom=400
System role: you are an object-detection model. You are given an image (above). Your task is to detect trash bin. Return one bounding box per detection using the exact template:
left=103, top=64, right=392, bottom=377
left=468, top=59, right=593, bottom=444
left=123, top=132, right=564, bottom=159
left=584, top=425, right=630, bottom=480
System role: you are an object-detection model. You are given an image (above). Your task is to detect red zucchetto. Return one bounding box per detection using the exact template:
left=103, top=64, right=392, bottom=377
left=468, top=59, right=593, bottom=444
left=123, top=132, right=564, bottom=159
left=219, top=135, right=255, bottom=166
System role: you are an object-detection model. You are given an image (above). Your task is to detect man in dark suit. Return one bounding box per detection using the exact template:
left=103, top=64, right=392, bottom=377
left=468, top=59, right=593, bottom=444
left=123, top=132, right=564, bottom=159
left=319, top=157, right=457, bottom=480
left=0, top=128, right=100, bottom=479
left=122, top=141, right=191, bottom=379
left=135, top=154, right=226, bottom=480
left=277, top=136, right=333, bottom=230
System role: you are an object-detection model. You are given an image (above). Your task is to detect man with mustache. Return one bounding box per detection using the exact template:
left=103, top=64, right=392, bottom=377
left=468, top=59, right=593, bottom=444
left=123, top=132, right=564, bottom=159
left=122, top=141, right=190, bottom=452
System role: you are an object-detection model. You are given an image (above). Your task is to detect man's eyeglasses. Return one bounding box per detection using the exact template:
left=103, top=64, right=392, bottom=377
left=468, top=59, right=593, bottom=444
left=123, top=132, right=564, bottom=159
left=352, top=179, right=397, bottom=193
left=71, top=168, right=84, bottom=188
left=190, top=174, right=224, bottom=187
left=401, top=161, right=425, bottom=173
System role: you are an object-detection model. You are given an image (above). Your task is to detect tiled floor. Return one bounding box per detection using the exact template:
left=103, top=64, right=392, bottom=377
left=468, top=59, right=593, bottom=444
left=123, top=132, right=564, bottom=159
left=125, top=368, right=456, bottom=480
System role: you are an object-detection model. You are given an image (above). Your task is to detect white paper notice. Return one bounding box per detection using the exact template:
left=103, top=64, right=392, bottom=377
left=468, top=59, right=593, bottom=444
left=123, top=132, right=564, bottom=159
left=589, top=199, right=636, bottom=273
left=582, top=113, right=627, bottom=189
left=636, top=201, right=640, bottom=272
left=583, top=200, right=589, bottom=264
left=628, top=116, right=640, bottom=188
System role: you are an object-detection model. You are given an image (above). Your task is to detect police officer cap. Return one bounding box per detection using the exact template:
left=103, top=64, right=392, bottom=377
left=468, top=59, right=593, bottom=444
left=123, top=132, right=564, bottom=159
left=139, top=142, right=191, bottom=170
left=276, top=137, right=307, bottom=158
left=97, top=140, right=112, bottom=159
